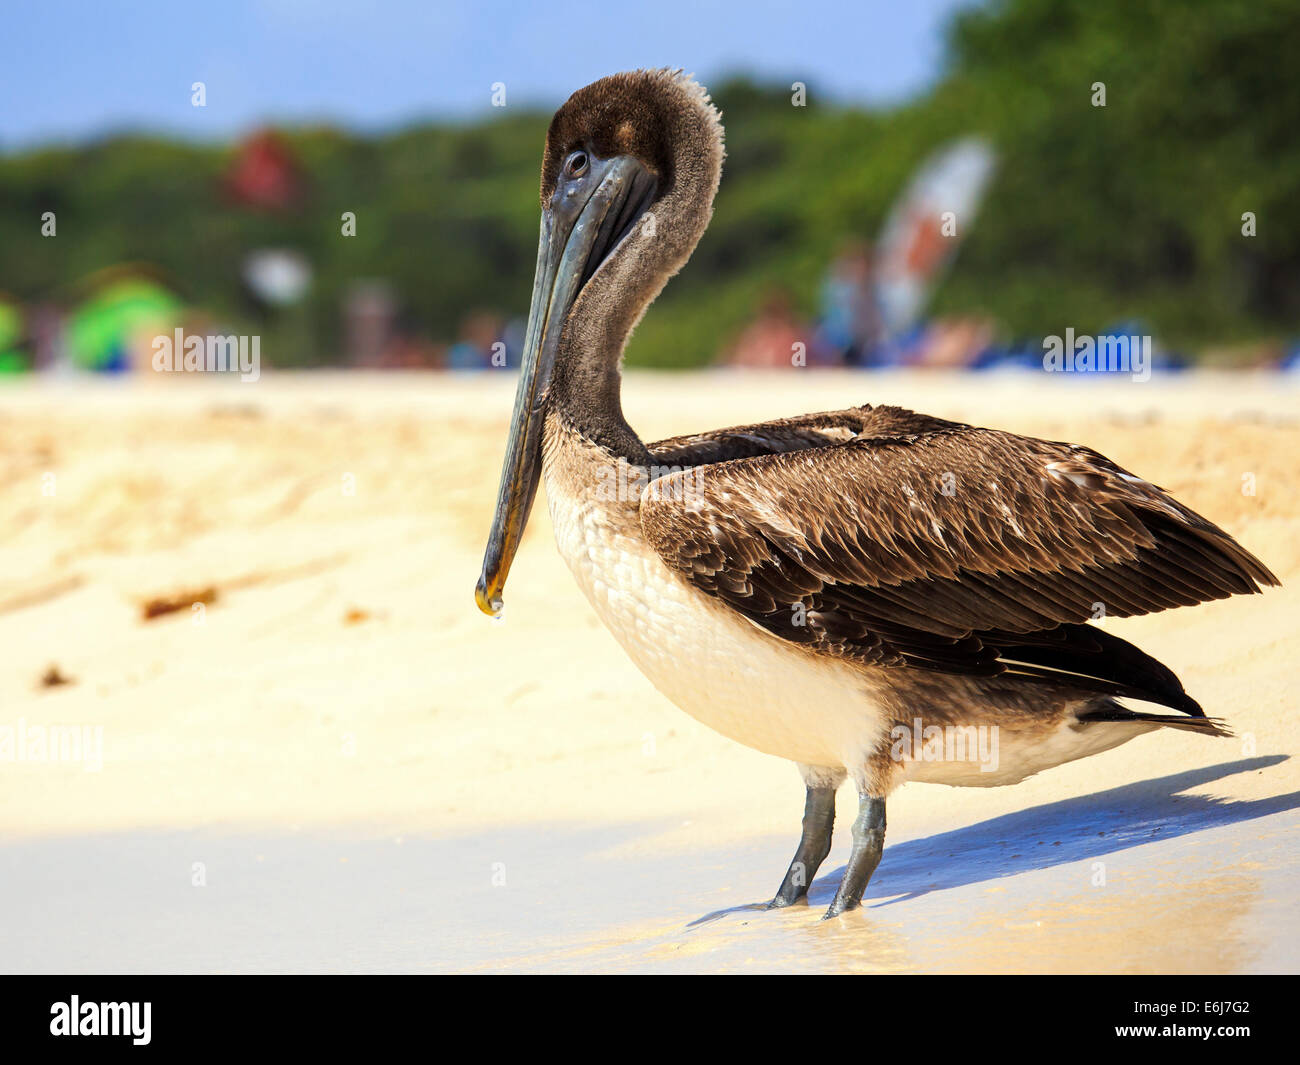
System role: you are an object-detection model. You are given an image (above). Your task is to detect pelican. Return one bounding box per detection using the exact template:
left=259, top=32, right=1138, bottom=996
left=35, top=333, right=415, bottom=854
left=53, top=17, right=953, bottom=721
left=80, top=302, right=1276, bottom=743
left=475, top=69, right=1278, bottom=918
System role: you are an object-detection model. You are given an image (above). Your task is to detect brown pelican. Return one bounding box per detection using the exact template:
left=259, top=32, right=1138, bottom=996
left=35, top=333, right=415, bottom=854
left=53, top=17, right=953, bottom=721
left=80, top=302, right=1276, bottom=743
left=475, top=69, right=1278, bottom=918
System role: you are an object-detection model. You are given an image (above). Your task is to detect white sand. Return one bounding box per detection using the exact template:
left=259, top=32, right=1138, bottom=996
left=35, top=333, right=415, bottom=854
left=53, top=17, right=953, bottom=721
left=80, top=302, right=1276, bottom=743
left=1, top=369, right=1297, bottom=973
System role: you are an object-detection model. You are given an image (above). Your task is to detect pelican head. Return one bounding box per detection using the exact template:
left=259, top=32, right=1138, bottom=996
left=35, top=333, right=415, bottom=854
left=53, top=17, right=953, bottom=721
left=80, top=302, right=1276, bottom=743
left=476, top=70, right=724, bottom=617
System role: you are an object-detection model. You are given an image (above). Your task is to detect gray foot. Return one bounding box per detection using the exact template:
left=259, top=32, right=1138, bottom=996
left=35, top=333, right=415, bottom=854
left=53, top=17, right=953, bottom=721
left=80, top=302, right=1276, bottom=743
left=823, top=794, right=886, bottom=918
left=769, top=785, right=837, bottom=908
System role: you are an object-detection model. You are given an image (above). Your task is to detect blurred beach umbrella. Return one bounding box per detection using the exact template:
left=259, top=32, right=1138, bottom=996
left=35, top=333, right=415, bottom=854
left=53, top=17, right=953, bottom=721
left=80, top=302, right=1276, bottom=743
left=67, top=272, right=182, bottom=372
left=875, top=138, right=997, bottom=337
left=0, top=295, right=25, bottom=373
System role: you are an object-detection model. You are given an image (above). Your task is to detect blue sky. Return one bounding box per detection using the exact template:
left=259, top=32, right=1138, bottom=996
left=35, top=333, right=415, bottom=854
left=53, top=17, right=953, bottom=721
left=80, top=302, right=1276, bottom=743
left=1, top=0, right=976, bottom=149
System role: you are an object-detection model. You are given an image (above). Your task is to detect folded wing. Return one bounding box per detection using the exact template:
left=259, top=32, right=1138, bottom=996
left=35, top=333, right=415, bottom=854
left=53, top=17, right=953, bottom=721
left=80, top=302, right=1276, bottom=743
left=642, top=405, right=1277, bottom=711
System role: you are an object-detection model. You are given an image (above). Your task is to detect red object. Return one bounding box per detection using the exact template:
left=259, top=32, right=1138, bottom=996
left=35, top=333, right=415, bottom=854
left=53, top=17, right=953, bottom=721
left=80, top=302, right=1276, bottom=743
left=901, top=211, right=948, bottom=276
left=224, top=131, right=303, bottom=210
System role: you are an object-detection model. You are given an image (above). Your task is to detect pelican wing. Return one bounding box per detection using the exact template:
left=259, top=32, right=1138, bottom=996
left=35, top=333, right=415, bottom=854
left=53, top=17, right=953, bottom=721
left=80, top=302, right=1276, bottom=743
left=642, top=405, right=1277, bottom=690
left=648, top=407, right=890, bottom=466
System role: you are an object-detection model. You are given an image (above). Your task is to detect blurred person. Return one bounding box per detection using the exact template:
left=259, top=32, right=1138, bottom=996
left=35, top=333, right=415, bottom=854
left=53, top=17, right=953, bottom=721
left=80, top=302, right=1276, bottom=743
left=908, top=315, right=996, bottom=369
left=499, top=317, right=525, bottom=369
left=343, top=282, right=397, bottom=367
left=816, top=240, right=886, bottom=367
left=381, top=328, right=445, bottom=369
left=723, top=286, right=807, bottom=369
left=446, top=311, right=504, bottom=370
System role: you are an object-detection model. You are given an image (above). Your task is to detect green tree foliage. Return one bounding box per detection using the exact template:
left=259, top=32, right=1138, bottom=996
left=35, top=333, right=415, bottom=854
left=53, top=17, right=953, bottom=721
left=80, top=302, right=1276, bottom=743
left=936, top=0, right=1300, bottom=345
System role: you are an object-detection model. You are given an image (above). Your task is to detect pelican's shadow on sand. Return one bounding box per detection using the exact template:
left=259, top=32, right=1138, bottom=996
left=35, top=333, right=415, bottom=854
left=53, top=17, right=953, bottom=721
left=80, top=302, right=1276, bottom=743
left=810, top=756, right=1296, bottom=908
left=693, top=756, right=1295, bottom=924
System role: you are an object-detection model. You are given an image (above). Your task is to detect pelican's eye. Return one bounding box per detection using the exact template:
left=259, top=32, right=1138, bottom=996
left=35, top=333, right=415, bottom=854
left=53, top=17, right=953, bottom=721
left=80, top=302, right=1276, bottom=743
left=565, top=150, right=589, bottom=178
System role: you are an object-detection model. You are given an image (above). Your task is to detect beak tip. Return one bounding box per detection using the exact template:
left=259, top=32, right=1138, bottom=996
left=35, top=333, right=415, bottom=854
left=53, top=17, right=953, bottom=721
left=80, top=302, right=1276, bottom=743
left=474, top=577, right=503, bottom=619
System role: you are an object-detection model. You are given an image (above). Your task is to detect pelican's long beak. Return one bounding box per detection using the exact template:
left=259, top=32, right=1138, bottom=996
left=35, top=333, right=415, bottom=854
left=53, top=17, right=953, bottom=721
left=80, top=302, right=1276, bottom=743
left=476, top=154, right=656, bottom=617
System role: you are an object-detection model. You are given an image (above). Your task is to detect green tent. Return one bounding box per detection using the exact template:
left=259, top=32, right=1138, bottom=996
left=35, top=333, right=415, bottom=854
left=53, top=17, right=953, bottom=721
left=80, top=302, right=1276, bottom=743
left=0, top=299, right=25, bottom=373
left=67, top=278, right=182, bottom=371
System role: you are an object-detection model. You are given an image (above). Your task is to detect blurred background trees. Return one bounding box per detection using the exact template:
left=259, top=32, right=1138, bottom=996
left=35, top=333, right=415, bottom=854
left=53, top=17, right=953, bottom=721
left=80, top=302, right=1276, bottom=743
left=0, top=0, right=1295, bottom=368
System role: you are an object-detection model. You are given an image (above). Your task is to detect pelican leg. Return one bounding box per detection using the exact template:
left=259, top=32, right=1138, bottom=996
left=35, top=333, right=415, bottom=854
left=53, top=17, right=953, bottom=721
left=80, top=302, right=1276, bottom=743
left=823, top=794, right=886, bottom=919
left=768, top=785, right=837, bottom=908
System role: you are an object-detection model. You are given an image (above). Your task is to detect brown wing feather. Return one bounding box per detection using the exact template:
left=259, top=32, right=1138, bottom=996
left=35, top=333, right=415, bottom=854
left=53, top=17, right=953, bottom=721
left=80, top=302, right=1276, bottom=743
left=648, top=405, right=966, bottom=468
left=641, top=405, right=1278, bottom=685
left=648, top=408, right=882, bottom=466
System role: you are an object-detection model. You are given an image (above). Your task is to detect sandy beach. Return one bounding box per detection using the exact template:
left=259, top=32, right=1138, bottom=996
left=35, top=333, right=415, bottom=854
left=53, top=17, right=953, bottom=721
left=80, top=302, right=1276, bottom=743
left=2, top=369, right=1297, bottom=973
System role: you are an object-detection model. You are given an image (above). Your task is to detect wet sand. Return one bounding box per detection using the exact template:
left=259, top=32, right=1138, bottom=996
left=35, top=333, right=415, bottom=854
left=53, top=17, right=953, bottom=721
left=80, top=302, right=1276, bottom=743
left=1, top=369, right=1297, bottom=973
